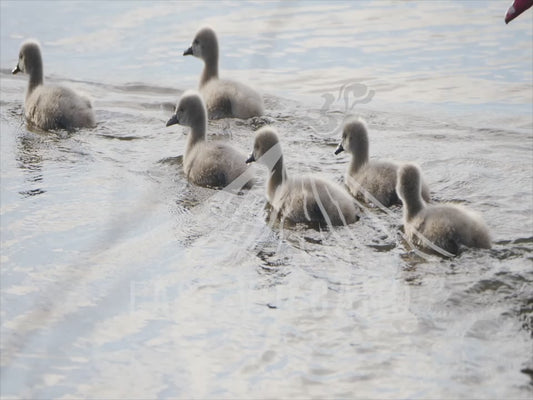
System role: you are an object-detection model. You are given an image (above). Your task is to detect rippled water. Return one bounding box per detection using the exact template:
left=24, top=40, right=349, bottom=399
left=1, top=1, right=532, bottom=398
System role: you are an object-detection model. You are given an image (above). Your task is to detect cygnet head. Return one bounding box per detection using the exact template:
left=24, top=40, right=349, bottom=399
left=183, top=26, right=219, bottom=62
left=396, top=163, right=423, bottom=207
left=335, top=117, right=369, bottom=158
left=12, top=40, right=43, bottom=77
left=166, top=90, right=207, bottom=129
left=246, top=126, right=283, bottom=169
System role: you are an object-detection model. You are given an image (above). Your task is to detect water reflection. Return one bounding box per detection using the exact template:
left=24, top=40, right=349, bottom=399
left=16, top=134, right=45, bottom=198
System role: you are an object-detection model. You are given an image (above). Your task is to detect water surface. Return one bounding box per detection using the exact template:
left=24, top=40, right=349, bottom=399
left=1, top=1, right=532, bottom=398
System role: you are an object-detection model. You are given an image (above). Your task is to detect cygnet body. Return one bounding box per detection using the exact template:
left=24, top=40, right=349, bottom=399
left=166, top=91, right=254, bottom=189
left=246, top=127, right=358, bottom=226
left=397, top=163, right=491, bottom=255
left=12, top=40, right=95, bottom=131
left=184, top=27, right=264, bottom=120
left=335, top=117, right=430, bottom=207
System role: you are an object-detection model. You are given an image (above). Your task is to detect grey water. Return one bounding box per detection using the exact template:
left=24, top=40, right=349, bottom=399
left=1, top=1, right=532, bottom=398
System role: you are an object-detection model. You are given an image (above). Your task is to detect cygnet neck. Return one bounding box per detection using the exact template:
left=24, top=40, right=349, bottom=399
left=402, top=186, right=425, bottom=222
left=27, top=53, right=44, bottom=97
left=186, top=112, right=207, bottom=153
left=200, top=48, right=219, bottom=87
left=267, top=155, right=287, bottom=201
left=349, top=136, right=369, bottom=174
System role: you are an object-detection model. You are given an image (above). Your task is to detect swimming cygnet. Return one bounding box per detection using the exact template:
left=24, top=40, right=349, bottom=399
left=335, top=117, right=430, bottom=207
left=166, top=91, right=254, bottom=190
left=12, top=40, right=96, bottom=131
left=183, top=27, right=264, bottom=120
left=397, top=163, right=491, bottom=255
left=246, top=126, right=359, bottom=226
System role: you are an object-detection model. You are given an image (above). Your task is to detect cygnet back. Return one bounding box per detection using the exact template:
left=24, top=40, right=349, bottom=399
left=183, top=27, right=264, bottom=120
left=336, top=117, right=430, bottom=207
left=166, top=90, right=254, bottom=190
left=247, top=126, right=358, bottom=226
left=13, top=40, right=95, bottom=131
left=397, top=163, right=491, bottom=255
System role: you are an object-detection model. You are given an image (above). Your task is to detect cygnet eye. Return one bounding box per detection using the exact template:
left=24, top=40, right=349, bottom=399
left=193, top=39, right=199, bottom=45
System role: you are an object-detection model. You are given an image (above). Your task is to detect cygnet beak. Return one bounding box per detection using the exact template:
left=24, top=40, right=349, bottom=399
left=166, top=114, right=179, bottom=127
left=245, top=153, right=255, bottom=164
left=334, top=143, right=344, bottom=155
left=183, top=47, right=193, bottom=56
left=12, top=65, right=20, bottom=75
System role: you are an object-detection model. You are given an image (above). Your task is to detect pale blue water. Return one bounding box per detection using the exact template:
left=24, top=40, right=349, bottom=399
left=1, top=1, right=532, bottom=399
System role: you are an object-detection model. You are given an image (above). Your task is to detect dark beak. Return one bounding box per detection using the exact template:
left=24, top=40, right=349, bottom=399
left=183, top=46, right=193, bottom=56
left=166, top=114, right=179, bottom=127
left=245, top=153, right=255, bottom=164
left=505, top=0, right=533, bottom=23
left=334, top=143, right=344, bottom=155
left=12, top=65, right=20, bottom=75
